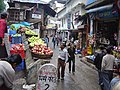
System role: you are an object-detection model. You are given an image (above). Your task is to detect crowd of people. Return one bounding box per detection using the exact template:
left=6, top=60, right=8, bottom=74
left=94, top=45, right=120, bottom=90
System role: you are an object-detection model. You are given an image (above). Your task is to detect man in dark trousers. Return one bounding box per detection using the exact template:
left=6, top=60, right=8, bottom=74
left=94, top=45, right=106, bottom=87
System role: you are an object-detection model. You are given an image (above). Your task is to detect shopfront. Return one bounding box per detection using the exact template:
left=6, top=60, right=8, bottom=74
left=89, top=4, right=119, bottom=48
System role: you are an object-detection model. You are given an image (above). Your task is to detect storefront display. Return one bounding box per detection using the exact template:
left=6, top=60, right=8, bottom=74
left=96, top=21, right=119, bottom=47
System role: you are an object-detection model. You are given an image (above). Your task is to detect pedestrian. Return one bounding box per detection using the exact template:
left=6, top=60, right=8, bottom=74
left=101, top=46, right=115, bottom=90
left=110, top=62, right=120, bottom=90
left=63, top=37, right=67, bottom=45
left=44, top=35, right=49, bottom=47
left=59, top=35, right=62, bottom=44
left=57, top=43, right=68, bottom=81
left=0, top=54, right=22, bottom=90
left=52, top=35, right=56, bottom=49
left=0, top=12, right=8, bottom=59
left=67, top=43, right=76, bottom=75
left=56, top=36, right=59, bottom=46
left=94, top=45, right=106, bottom=87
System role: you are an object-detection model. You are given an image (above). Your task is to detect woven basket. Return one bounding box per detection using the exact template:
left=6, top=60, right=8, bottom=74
left=31, top=52, right=53, bottom=59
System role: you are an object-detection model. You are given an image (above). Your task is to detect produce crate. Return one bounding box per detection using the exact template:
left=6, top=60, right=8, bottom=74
left=15, top=60, right=26, bottom=71
left=9, top=30, right=17, bottom=36
left=31, top=52, right=53, bottom=59
left=11, top=36, right=22, bottom=44
left=10, top=49, right=25, bottom=59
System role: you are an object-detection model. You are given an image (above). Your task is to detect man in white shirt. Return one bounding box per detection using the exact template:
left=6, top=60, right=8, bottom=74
left=0, top=54, right=22, bottom=90
left=101, top=46, right=115, bottom=90
left=57, top=43, right=68, bottom=80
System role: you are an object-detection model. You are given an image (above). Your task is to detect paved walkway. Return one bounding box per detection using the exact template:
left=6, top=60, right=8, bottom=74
left=48, top=40, right=101, bottom=90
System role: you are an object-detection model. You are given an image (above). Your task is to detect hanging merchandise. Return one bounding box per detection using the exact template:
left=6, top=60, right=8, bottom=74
left=87, top=45, right=92, bottom=55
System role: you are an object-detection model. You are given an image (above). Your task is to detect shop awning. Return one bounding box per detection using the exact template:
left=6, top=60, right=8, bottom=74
left=43, top=4, right=56, bottom=17
left=86, top=0, right=97, bottom=6
left=87, top=4, right=113, bottom=13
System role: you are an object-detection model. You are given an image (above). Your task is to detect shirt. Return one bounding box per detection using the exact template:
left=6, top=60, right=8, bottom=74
left=110, top=77, right=120, bottom=90
left=0, top=19, right=7, bottom=38
left=0, top=61, right=15, bottom=88
left=58, top=48, right=68, bottom=62
left=101, top=54, right=115, bottom=71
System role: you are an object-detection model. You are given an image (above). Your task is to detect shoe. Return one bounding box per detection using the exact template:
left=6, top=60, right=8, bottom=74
left=61, top=77, right=64, bottom=80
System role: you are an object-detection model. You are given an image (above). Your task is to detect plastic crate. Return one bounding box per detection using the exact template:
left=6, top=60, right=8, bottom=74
left=15, top=60, right=25, bottom=71
left=10, top=49, right=25, bottom=59
left=9, top=30, right=17, bottom=36
left=11, top=36, right=22, bottom=44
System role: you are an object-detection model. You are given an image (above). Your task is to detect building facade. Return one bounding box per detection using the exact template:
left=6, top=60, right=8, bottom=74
left=57, top=0, right=87, bottom=49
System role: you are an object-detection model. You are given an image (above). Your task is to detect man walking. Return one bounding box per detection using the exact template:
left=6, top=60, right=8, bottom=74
left=94, top=45, right=106, bottom=87
left=101, top=46, right=115, bottom=90
left=57, top=43, right=68, bottom=80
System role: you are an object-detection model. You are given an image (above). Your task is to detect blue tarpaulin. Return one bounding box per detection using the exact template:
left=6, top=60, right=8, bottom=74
left=11, top=24, right=25, bottom=29
left=20, top=22, right=31, bottom=27
left=86, top=0, right=97, bottom=5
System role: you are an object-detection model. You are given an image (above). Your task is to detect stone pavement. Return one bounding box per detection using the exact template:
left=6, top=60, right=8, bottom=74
left=49, top=42, right=101, bottom=90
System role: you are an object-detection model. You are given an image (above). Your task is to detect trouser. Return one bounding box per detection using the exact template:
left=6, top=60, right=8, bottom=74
left=102, top=70, right=113, bottom=90
left=57, top=58, right=65, bottom=79
left=0, top=37, right=8, bottom=59
left=53, top=42, right=55, bottom=48
left=69, top=59, right=75, bottom=72
left=98, top=70, right=103, bottom=84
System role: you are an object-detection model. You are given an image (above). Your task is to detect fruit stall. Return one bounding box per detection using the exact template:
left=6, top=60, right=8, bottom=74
left=8, top=22, right=53, bottom=70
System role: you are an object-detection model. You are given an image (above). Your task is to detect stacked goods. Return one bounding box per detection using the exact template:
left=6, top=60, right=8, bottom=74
left=10, top=24, right=25, bottom=30
left=31, top=45, right=53, bottom=59
left=113, top=46, right=120, bottom=59
left=10, top=44, right=25, bottom=59
left=17, top=27, right=30, bottom=33
left=28, top=36, right=45, bottom=47
left=11, top=34, right=22, bottom=44
left=25, top=29, right=38, bottom=36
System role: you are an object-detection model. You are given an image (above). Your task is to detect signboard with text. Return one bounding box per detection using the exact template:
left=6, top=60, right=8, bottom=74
left=37, top=64, right=57, bottom=90
left=32, top=14, right=41, bottom=19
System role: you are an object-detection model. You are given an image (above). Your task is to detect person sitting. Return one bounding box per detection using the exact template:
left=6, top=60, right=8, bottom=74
left=0, top=54, right=22, bottom=90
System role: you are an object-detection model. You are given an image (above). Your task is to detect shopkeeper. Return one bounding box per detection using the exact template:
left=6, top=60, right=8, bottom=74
left=0, top=12, right=8, bottom=58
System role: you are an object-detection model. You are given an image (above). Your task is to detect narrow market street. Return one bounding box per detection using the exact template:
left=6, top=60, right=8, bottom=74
left=1, top=0, right=120, bottom=90
left=48, top=39, right=101, bottom=90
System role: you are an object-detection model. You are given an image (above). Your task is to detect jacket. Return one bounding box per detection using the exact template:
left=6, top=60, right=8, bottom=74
left=0, top=19, right=7, bottom=38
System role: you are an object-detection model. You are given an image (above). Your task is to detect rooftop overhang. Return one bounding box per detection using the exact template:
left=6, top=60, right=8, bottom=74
left=42, top=4, right=56, bottom=17
left=86, top=4, right=113, bottom=13
left=85, top=0, right=114, bottom=10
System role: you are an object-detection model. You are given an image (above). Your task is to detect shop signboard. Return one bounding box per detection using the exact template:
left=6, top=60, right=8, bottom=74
left=97, top=9, right=119, bottom=19
left=67, top=14, right=71, bottom=29
left=32, top=14, right=41, bottom=19
left=36, top=64, right=57, bottom=90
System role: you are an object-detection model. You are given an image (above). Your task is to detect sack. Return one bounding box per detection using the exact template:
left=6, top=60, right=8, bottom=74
left=0, top=44, right=8, bottom=58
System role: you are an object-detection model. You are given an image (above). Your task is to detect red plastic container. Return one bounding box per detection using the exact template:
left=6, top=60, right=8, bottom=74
left=10, top=44, right=25, bottom=59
